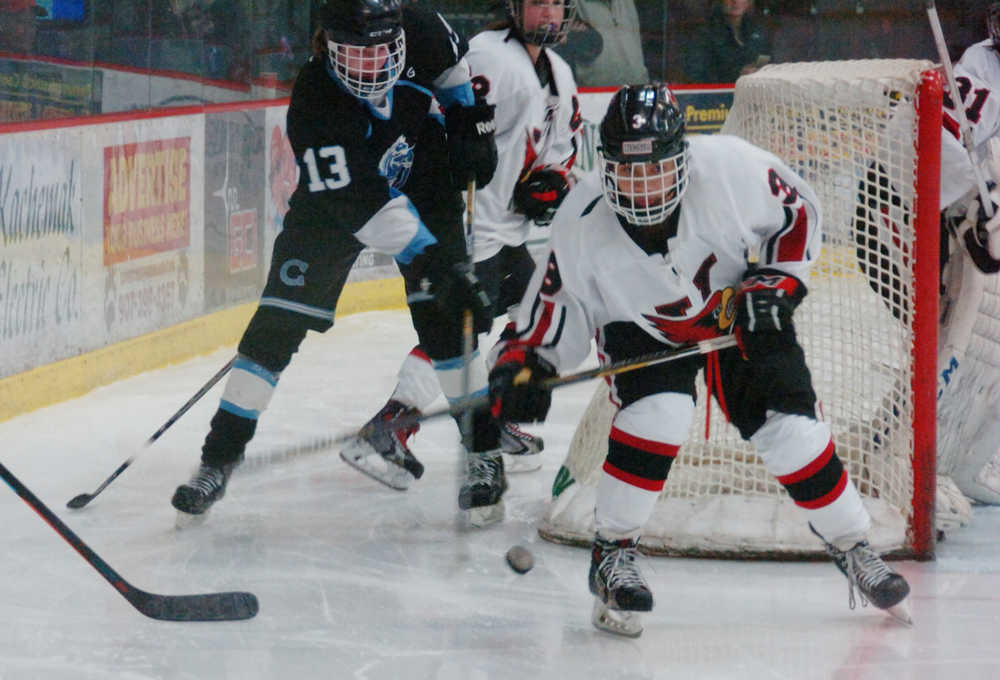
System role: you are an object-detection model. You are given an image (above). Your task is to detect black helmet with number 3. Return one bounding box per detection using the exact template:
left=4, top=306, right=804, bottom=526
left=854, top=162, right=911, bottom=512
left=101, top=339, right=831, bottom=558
left=506, top=0, right=578, bottom=46
left=598, top=83, right=690, bottom=226
left=319, top=0, right=406, bottom=102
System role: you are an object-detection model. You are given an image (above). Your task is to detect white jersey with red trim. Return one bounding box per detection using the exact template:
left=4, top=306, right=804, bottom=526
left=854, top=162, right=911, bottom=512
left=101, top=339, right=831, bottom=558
left=940, top=62, right=1000, bottom=209
left=465, top=29, right=582, bottom=262
left=958, top=39, right=1000, bottom=90
left=496, top=134, right=822, bottom=373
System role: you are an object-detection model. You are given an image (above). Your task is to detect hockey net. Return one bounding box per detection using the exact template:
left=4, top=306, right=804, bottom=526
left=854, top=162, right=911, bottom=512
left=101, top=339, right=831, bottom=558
left=540, top=60, right=942, bottom=559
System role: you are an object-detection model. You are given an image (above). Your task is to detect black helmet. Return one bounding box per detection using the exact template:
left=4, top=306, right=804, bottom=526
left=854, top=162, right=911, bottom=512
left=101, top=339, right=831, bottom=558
left=506, top=0, right=578, bottom=47
left=990, top=2, right=1000, bottom=50
left=598, top=83, right=690, bottom=225
left=319, top=0, right=405, bottom=101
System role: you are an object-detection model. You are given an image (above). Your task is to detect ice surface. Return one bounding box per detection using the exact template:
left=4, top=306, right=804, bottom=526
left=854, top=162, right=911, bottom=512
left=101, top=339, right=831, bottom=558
left=1, top=310, right=998, bottom=680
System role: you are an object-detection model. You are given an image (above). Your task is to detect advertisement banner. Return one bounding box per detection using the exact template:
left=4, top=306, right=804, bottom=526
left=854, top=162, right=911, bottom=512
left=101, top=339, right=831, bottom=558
left=93, top=116, right=204, bottom=344
left=0, top=130, right=85, bottom=378
left=0, top=57, right=101, bottom=123
left=203, top=109, right=266, bottom=311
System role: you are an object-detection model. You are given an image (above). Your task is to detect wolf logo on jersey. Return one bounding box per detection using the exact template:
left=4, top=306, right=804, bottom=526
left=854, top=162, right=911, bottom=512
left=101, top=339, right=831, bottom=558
left=378, top=134, right=415, bottom=187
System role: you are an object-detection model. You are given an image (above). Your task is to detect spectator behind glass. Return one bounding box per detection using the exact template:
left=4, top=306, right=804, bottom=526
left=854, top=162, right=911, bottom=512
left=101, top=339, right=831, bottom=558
left=683, top=0, right=770, bottom=84
left=152, top=0, right=250, bottom=81
left=555, top=0, right=648, bottom=87
left=0, top=0, right=41, bottom=54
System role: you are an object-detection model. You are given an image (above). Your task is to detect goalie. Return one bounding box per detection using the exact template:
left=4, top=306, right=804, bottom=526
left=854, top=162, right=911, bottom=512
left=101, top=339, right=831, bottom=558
left=932, top=11, right=1000, bottom=510
left=487, top=84, right=912, bottom=637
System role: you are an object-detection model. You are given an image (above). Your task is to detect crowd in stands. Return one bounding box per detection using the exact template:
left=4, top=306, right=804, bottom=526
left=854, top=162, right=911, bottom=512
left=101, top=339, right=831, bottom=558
left=0, top=0, right=991, bottom=122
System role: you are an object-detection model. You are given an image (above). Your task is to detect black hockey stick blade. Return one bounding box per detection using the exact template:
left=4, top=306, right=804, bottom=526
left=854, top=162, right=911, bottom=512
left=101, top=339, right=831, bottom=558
left=66, top=356, right=237, bottom=510
left=1, top=462, right=259, bottom=622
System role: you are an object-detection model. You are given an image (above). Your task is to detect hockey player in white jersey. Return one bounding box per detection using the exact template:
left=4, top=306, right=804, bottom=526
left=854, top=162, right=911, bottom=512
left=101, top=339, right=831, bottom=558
left=932, top=23, right=1000, bottom=509
left=955, top=4, right=1000, bottom=86
left=341, top=0, right=582, bottom=515
left=488, top=84, right=912, bottom=637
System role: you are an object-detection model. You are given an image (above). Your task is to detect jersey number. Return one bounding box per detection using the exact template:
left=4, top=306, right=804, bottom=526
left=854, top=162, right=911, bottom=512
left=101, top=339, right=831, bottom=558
left=303, top=146, right=351, bottom=192
left=943, top=76, right=990, bottom=139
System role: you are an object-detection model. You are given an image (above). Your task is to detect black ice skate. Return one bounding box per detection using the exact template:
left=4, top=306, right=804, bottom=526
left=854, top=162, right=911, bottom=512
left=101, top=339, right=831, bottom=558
left=499, top=421, right=544, bottom=473
left=172, top=460, right=240, bottom=528
left=458, top=450, right=507, bottom=527
left=340, top=399, right=425, bottom=491
left=810, top=524, right=912, bottom=624
left=589, top=534, right=654, bottom=638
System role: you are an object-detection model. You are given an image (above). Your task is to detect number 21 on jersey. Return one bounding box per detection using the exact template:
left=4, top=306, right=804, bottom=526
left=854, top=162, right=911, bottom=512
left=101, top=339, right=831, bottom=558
left=302, top=145, right=351, bottom=192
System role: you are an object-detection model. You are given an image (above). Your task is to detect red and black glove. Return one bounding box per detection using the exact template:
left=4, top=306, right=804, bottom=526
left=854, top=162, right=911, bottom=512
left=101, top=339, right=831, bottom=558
left=734, top=268, right=806, bottom=360
left=512, top=165, right=572, bottom=226
left=488, top=348, right=557, bottom=423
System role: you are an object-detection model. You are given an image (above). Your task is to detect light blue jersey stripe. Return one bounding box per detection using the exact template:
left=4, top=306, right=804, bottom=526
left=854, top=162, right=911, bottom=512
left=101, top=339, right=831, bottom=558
left=220, top=399, right=260, bottom=420
left=433, top=350, right=482, bottom=371
left=260, top=297, right=337, bottom=323
left=234, top=357, right=279, bottom=386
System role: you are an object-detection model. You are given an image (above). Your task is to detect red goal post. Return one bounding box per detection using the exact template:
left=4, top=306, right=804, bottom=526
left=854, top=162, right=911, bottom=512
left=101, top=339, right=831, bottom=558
left=540, top=60, right=942, bottom=560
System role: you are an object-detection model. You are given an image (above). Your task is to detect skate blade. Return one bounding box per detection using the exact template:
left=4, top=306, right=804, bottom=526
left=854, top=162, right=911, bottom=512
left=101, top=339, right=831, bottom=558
left=340, top=450, right=412, bottom=491
left=501, top=452, right=543, bottom=473
left=463, top=500, right=505, bottom=528
left=175, top=509, right=210, bottom=529
left=885, top=600, right=914, bottom=626
left=591, top=599, right=643, bottom=638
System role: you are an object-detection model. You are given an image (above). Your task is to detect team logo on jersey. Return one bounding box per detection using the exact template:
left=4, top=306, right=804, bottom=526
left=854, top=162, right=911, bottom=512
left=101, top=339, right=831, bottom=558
left=642, top=286, right=737, bottom=345
left=378, top=135, right=415, bottom=188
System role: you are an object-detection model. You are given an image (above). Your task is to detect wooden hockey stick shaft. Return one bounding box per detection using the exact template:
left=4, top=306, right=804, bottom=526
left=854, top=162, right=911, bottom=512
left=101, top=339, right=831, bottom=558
left=926, top=0, right=994, bottom=217
left=65, top=356, right=236, bottom=509
left=460, top=180, right=477, bottom=451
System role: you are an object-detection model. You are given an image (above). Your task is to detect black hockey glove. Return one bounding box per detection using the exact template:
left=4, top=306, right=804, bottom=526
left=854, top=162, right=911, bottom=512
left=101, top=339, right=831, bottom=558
left=734, top=268, right=807, bottom=360
left=959, top=195, right=1000, bottom=274
left=420, top=244, right=493, bottom=335
left=445, top=102, right=498, bottom=190
left=488, top=348, right=557, bottom=423
left=512, top=165, right=572, bottom=227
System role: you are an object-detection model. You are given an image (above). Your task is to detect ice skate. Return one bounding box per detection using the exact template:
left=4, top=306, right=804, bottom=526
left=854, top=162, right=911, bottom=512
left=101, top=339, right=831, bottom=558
left=340, top=400, right=425, bottom=491
left=458, top=449, right=507, bottom=527
left=588, top=534, right=654, bottom=638
left=499, top=421, right=544, bottom=473
left=172, top=460, right=240, bottom=528
left=810, top=524, right=913, bottom=625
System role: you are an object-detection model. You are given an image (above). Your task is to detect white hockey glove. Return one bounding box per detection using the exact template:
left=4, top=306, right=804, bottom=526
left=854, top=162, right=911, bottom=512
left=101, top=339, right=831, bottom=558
left=959, top=193, right=1000, bottom=274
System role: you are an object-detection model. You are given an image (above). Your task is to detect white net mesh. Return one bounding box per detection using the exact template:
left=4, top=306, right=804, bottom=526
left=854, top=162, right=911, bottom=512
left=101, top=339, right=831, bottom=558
left=540, top=60, right=938, bottom=558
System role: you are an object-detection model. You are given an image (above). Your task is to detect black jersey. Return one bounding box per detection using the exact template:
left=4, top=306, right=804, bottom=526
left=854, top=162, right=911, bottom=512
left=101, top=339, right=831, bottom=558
left=282, top=6, right=468, bottom=261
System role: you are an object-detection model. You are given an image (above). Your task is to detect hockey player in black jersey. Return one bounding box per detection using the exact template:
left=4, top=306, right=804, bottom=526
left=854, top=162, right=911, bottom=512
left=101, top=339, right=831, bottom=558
left=171, top=0, right=505, bottom=525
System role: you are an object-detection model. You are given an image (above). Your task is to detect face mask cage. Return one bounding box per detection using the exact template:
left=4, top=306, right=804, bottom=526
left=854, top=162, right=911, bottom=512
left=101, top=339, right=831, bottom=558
left=599, top=146, right=690, bottom=226
left=509, top=0, right=578, bottom=46
left=327, top=28, right=405, bottom=102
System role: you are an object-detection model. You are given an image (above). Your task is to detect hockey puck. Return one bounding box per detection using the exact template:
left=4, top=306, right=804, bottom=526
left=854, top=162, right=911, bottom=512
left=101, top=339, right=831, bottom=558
left=505, top=545, right=534, bottom=574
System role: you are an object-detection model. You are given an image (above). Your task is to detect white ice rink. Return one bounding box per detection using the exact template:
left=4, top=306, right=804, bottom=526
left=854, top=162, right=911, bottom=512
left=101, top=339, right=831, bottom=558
left=2, top=309, right=999, bottom=680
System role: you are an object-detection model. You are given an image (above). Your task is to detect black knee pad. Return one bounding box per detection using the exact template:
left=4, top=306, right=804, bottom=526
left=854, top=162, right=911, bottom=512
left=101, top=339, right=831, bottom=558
left=237, top=306, right=310, bottom=374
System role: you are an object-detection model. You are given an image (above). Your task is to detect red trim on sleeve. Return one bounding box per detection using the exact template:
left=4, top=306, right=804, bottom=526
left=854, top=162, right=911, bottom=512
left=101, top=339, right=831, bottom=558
left=776, top=204, right=810, bottom=262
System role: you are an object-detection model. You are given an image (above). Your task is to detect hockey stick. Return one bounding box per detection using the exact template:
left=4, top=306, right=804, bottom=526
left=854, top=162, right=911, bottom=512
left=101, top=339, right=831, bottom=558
left=377, top=335, right=739, bottom=434
left=460, top=179, right=477, bottom=451
left=66, top=356, right=237, bottom=509
left=1, top=462, right=258, bottom=621
left=926, top=0, right=995, bottom=218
